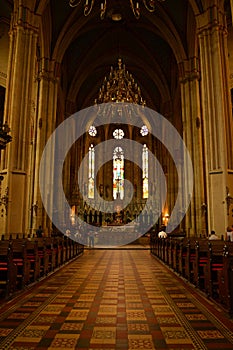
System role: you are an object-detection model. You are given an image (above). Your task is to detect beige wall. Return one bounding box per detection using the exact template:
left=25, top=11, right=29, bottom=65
left=0, top=21, right=9, bottom=88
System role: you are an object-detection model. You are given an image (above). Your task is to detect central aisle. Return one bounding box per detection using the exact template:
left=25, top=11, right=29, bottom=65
left=0, top=249, right=233, bottom=349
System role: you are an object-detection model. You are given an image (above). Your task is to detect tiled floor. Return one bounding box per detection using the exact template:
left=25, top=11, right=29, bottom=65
left=0, top=249, right=233, bottom=349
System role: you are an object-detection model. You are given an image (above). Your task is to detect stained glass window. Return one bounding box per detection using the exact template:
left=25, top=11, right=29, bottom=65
left=113, top=147, right=124, bottom=199
left=142, top=144, right=148, bottom=198
left=88, top=144, right=95, bottom=198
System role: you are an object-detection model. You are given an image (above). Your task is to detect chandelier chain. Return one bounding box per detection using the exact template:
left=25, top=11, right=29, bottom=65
left=69, top=0, right=165, bottom=20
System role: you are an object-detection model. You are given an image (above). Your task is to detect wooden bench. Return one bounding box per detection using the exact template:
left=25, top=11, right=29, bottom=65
left=218, top=242, right=233, bottom=316
left=207, top=240, right=225, bottom=299
left=164, top=238, right=170, bottom=265
left=11, top=239, right=30, bottom=289
left=185, top=239, right=196, bottom=283
left=44, top=238, right=56, bottom=273
left=36, top=238, right=49, bottom=277
left=25, top=240, right=40, bottom=282
left=63, top=237, right=71, bottom=261
left=52, top=237, right=62, bottom=268
left=193, top=240, right=209, bottom=291
left=0, top=241, right=17, bottom=298
left=178, top=238, right=188, bottom=277
left=172, top=238, right=183, bottom=273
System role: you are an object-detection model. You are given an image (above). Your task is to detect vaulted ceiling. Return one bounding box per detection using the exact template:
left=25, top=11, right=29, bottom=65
left=48, top=0, right=191, bottom=112
left=0, top=1, right=231, bottom=115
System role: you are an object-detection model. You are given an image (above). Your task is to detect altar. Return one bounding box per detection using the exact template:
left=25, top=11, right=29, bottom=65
left=95, top=223, right=140, bottom=247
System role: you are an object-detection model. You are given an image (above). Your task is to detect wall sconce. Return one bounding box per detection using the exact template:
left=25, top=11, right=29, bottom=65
left=226, top=187, right=233, bottom=216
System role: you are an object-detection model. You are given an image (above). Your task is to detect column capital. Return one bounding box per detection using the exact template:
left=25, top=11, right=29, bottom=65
left=196, top=4, right=227, bottom=35
left=10, top=3, right=40, bottom=34
left=38, top=58, right=61, bottom=83
left=178, top=57, right=200, bottom=84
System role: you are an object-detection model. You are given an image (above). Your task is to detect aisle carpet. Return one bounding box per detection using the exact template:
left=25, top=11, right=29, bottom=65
left=0, top=249, right=233, bottom=349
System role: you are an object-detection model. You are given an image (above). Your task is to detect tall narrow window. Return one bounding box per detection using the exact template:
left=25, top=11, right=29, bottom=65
left=88, top=144, right=95, bottom=198
left=142, top=144, right=149, bottom=198
left=113, top=147, right=124, bottom=200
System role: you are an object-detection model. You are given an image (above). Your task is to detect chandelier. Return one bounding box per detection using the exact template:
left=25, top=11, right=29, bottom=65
left=69, top=0, right=165, bottom=20
left=95, top=58, right=146, bottom=106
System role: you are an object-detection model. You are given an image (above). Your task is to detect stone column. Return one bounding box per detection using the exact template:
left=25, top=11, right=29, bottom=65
left=0, top=3, right=39, bottom=237
left=33, top=58, right=59, bottom=235
left=197, top=2, right=233, bottom=235
left=179, top=57, right=205, bottom=237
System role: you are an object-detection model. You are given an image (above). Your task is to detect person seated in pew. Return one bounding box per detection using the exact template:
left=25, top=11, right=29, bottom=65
left=208, top=230, right=219, bottom=240
left=36, top=225, right=43, bottom=238
left=226, top=226, right=233, bottom=242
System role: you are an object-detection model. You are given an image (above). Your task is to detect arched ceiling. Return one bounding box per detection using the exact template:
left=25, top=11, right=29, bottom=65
left=48, top=0, right=193, bottom=112
left=1, top=0, right=228, bottom=116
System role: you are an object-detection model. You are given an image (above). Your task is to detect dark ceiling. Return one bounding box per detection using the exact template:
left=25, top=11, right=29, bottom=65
left=1, top=1, right=230, bottom=115
left=53, top=0, right=189, bottom=112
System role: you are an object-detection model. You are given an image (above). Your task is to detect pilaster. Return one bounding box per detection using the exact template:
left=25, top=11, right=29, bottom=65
left=0, top=3, right=39, bottom=237
left=197, top=3, right=233, bottom=235
left=31, top=58, right=60, bottom=235
left=178, top=57, right=206, bottom=237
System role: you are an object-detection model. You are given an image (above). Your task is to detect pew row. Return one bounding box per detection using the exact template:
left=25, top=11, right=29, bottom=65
left=0, top=237, right=84, bottom=299
left=150, top=235, right=233, bottom=316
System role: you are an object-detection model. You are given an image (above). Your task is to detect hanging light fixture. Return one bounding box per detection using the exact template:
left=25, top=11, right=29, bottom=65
left=95, top=58, right=146, bottom=106
left=94, top=58, right=146, bottom=121
left=69, top=0, right=165, bottom=20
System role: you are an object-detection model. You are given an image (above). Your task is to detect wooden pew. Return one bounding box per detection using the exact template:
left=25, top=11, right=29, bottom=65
left=193, top=240, right=209, bottom=292
left=149, top=231, right=156, bottom=255
left=155, top=237, right=162, bottom=260
left=25, top=240, right=40, bottom=282
left=185, top=239, right=196, bottom=283
left=0, top=241, right=17, bottom=298
left=11, top=239, right=30, bottom=289
left=78, top=242, right=84, bottom=255
left=52, top=237, right=62, bottom=268
left=172, top=238, right=182, bottom=273
left=168, top=238, right=175, bottom=268
left=164, top=238, right=170, bottom=264
left=44, top=238, right=56, bottom=273
left=36, top=238, right=49, bottom=277
left=69, top=239, right=74, bottom=259
left=178, top=238, right=188, bottom=277
left=218, top=242, right=233, bottom=316
left=207, top=240, right=225, bottom=299
left=63, top=237, right=71, bottom=261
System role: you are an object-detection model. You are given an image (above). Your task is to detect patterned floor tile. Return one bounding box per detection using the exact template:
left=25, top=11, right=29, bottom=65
left=66, top=310, right=89, bottom=320
left=48, top=333, right=80, bottom=348
left=197, top=330, right=225, bottom=339
left=0, top=250, right=233, bottom=350
left=60, top=322, right=84, bottom=331
left=128, top=334, right=155, bottom=349
left=95, top=316, right=117, bottom=324
left=98, top=305, right=117, bottom=315
left=126, top=310, right=147, bottom=321
left=160, top=327, right=193, bottom=345
left=90, top=326, right=116, bottom=344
